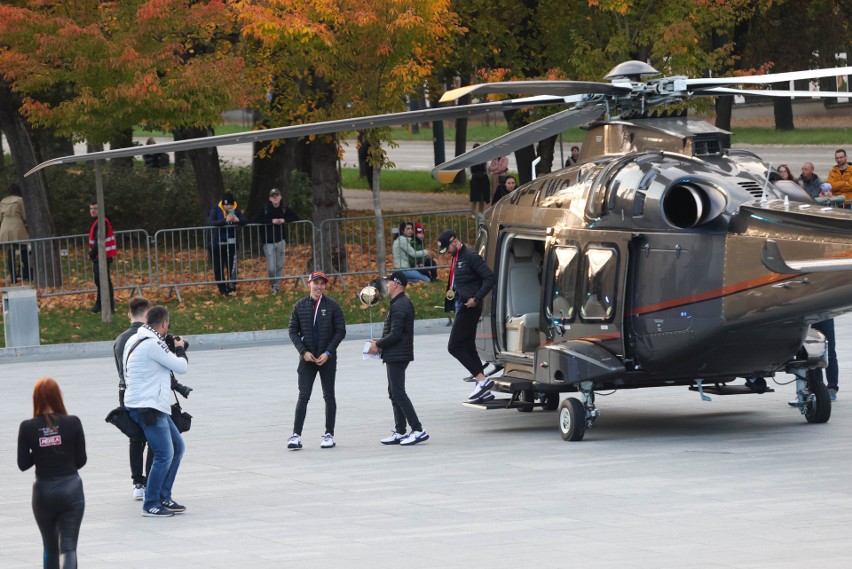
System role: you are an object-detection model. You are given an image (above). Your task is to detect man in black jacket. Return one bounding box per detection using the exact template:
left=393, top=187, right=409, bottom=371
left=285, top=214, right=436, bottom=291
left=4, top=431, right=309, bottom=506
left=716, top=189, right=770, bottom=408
left=438, top=229, right=496, bottom=402
left=254, top=188, right=299, bottom=293
left=287, top=271, right=347, bottom=450
left=368, top=271, right=429, bottom=446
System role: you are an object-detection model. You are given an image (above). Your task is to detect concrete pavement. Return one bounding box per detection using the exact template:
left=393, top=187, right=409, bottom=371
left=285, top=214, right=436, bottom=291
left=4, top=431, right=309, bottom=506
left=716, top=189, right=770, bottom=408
left=2, top=317, right=852, bottom=568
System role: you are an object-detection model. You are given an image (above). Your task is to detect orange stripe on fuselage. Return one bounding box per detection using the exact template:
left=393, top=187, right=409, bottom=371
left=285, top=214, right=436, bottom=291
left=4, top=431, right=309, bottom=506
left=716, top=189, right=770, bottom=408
left=628, top=272, right=797, bottom=316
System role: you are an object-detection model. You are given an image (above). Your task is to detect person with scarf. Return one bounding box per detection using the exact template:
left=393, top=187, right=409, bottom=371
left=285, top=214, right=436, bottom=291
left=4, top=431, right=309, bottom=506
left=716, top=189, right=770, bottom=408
left=207, top=192, right=247, bottom=296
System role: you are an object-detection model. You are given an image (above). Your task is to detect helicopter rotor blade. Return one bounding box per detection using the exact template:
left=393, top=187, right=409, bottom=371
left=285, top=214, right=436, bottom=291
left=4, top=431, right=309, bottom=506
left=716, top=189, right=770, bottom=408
left=685, top=66, right=852, bottom=90
left=704, top=87, right=852, bottom=98
left=440, top=81, right=631, bottom=103
left=25, top=96, right=567, bottom=177
left=431, top=105, right=603, bottom=184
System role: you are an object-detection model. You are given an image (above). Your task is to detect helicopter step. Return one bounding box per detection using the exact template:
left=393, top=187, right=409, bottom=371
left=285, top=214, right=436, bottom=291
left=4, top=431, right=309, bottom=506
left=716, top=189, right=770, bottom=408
left=463, top=397, right=546, bottom=411
left=688, top=383, right=775, bottom=396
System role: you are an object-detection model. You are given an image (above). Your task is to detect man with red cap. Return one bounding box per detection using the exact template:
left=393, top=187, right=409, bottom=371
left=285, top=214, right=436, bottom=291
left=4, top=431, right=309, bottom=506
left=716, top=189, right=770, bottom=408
left=287, top=271, right=346, bottom=450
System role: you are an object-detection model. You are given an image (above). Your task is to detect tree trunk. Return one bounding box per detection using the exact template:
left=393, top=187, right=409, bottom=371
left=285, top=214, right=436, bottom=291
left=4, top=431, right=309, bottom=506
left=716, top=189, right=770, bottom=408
left=535, top=135, right=558, bottom=176
left=372, top=162, right=387, bottom=278
left=0, top=79, right=61, bottom=288
left=31, top=127, right=73, bottom=162
left=452, top=88, right=471, bottom=186
left=715, top=96, right=733, bottom=149
left=173, top=126, right=225, bottom=223
left=773, top=98, right=795, bottom=130
left=310, top=137, right=341, bottom=273
left=109, top=128, right=135, bottom=169
left=249, top=139, right=289, bottom=219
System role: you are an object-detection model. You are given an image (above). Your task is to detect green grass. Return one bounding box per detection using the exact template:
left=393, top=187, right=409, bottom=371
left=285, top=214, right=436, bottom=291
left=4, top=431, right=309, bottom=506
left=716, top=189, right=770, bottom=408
left=730, top=127, right=852, bottom=145
left=0, top=283, right=450, bottom=347
left=341, top=167, right=465, bottom=193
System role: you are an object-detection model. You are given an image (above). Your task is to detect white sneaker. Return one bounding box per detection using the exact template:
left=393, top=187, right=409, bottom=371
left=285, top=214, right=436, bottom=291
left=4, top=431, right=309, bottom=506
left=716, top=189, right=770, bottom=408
left=400, top=431, right=429, bottom=446
left=287, top=434, right=302, bottom=450
left=468, top=378, right=494, bottom=400
left=320, top=433, right=336, bottom=448
left=133, top=484, right=145, bottom=500
left=380, top=431, right=406, bottom=445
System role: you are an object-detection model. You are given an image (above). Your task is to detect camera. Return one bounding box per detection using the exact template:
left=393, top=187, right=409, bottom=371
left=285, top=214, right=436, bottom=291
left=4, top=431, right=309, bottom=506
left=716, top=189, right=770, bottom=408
left=164, top=333, right=190, bottom=353
left=171, top=374, right=193, bottom=398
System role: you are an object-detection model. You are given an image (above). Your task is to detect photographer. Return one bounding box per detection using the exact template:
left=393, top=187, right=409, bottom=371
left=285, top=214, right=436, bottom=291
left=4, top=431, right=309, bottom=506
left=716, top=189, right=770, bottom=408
left=123, top=306, right=189, bottom=517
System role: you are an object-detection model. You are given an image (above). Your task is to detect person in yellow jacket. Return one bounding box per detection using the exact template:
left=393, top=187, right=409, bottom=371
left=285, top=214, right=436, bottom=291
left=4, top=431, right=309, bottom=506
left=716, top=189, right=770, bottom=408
left=0, top=183, right=30, bottom=283
left=827, top=149, right=852, bottom=208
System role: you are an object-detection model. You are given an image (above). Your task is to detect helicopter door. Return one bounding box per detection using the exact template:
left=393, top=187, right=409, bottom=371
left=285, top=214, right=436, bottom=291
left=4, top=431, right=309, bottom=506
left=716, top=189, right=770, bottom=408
left=541, top=231, right=629, bottom=358
left=495, top=233, right=546, bottom=355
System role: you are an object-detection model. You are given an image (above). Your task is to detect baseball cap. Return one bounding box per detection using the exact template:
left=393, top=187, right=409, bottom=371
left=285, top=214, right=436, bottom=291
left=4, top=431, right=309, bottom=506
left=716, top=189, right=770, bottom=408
left=437, top=229, right=456, bottom=254
left=308, top=271, right=328, bottom=283
left=384, top=271, right=408, bottom=287
left=415, top=223, right=424, bottom=234
left=269, top=188, right=281, bottom=197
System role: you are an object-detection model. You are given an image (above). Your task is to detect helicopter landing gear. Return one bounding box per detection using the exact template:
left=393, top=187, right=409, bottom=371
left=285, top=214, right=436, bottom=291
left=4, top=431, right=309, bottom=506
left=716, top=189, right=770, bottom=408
left=789, top=369, right=832, bottom=424
left=517, top=390, right=535, bottom=413
left=541, top=392, right=560, bottom=411
left=558, top=382, right=599, bottom=441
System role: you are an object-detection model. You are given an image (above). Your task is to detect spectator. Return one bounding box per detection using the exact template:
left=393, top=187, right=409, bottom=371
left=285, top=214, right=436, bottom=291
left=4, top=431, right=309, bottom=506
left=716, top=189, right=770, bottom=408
left=491, top=175, right=517, bottom=205
left=0, top=183, right=30, bottom=284
left=412, top=223, right=438, bottom=282
left=124, top=306, right=189, bottom=517
left=254, top=188, right=299, bottom=294
left=88, top=202, right=116, bottom=313
left=368, top=271, right=429, bottom=446
left=488, top=155, right=509, bottom=197
left=565, top=145, right=581, bottom=167
left=113, top=297, right=153, bottom=501
left=391, top=221, right=431, bottom=283
left=826, top=149, right=852, bottom=208
left=207, top=191, right=247, bottom=296
left=17, top=377, right=87, bottom=568
left=142, top=138, right=169, bottom=169
left=777, top=164, right=795, bottom=181
left=798, top=162, right=823, bottom=200
left=469, top=144, right=490, bottom=218
left=287, top=271, right=347, bottom=450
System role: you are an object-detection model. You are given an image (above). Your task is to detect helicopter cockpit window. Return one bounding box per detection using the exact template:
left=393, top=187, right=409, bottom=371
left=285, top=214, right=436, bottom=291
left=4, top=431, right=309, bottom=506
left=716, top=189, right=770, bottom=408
left=548, top=246, right=579, bottom=322
left=580, top=246, right=618, bottom=321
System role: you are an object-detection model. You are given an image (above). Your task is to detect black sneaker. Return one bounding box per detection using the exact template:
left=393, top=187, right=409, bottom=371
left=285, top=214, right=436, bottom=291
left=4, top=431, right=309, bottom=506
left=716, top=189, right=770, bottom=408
left=161, top=500, right=186, bottom=513
left=142, top=505, right=174, bottom=517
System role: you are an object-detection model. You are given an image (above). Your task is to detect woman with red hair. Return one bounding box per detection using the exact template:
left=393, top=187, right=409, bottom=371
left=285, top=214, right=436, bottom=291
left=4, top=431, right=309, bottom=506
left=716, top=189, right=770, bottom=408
left=17, top=377, right=87, bottom=569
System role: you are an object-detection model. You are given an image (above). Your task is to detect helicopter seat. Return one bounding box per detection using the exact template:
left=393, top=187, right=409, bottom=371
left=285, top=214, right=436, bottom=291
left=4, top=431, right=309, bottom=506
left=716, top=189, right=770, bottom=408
left=504, top=239, right=543, bottom=353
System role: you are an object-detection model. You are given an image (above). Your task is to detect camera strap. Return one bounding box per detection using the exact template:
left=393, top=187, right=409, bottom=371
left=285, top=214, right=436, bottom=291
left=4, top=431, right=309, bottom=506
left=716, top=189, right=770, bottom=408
left=123, top=337, right=151, bottom=374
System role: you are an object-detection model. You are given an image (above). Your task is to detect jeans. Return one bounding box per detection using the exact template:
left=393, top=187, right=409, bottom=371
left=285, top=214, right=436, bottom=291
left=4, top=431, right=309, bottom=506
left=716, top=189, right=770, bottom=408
left=293, top=358, right=337, bottom=436
left=128, top=408, right=184, bottom=511
left=386, top=361, right=422, bottom=433
left=400, top=269, right=431, bottom=283
left=448, top=302, right=485, bottom=376
left=263, top=240, right=286, bottom=290
left=32, top=473, right=84, bottom=569
left=808, top=319, right=838, bottom=391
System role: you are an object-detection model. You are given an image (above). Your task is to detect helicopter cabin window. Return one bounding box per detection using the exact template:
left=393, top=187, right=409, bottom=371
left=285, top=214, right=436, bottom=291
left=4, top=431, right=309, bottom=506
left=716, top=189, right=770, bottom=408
left=548, top=246, right=579, bottom=323
left=580, top=245, right=618, bottom=322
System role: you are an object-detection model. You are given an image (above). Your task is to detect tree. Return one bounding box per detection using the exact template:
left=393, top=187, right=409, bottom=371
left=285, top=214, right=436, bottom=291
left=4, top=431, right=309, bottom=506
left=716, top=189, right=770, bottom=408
left=236, top=0, right=459, bottom=274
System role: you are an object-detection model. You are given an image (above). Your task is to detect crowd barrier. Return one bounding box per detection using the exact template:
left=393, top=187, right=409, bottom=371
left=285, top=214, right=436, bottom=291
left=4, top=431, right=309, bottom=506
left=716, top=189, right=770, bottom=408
left=0, top=209, right=477, bottom=300
left=0, top=230, right=151, bottom=298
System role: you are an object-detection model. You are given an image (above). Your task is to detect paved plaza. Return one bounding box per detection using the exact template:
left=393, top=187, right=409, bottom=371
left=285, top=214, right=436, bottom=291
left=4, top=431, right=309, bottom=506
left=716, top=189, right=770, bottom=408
left=2, top=318, right=852, bottom=568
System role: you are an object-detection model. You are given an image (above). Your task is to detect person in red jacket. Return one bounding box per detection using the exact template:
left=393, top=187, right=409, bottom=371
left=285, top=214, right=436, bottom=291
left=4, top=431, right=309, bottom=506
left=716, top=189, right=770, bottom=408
left=88, top=202, right=117, bottom=313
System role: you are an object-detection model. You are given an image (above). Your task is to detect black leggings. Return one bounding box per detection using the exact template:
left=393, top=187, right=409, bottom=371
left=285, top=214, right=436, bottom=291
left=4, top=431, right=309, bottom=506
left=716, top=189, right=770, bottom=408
left=32, top=474, right=85, bottom=569
left=448, top=303, right=485, bottom=377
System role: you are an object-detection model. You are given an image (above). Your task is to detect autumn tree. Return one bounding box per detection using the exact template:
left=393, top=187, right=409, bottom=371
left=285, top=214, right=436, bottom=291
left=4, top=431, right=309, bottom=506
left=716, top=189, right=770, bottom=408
left=236, top=0, right=459, bottom=274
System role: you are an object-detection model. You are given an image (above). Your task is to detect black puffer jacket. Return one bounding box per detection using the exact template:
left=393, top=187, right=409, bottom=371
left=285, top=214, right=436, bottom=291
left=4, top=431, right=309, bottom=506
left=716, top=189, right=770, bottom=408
left=453, top=244, right=495, bottom=304
left=377, top=293, right=415, bottom=363
left=289, top=295, right=346, bottom=357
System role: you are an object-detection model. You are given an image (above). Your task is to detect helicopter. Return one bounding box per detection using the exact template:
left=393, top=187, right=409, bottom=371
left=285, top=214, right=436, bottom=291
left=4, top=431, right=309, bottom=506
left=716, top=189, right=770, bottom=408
left=28, top=60, right=852, bottom=441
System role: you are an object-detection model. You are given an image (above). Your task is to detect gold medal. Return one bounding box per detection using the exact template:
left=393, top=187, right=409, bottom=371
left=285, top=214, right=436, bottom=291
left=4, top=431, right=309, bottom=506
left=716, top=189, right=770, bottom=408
left=446, top=289, right=456, bottom=300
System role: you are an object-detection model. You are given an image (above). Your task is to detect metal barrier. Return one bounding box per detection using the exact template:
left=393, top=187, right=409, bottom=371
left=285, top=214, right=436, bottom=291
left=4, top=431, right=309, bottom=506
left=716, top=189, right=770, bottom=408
left=0, top=230, right=152, bottom=298
left=153, top=221, right=316, bottom=299
left=318, top=209, right=477, bottom=284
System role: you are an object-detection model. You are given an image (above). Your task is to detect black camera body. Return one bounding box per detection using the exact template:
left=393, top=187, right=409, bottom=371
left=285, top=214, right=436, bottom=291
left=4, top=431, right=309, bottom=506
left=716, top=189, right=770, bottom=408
left=164, top=333, right=190, bottom=353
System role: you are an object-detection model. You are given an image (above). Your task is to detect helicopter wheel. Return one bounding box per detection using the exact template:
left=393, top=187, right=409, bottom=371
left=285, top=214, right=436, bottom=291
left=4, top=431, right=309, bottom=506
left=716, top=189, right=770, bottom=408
left=541, top=393, right=560, bottom=411
left=558, top=398, right=586, bottom=441
left=517, top=390, right=534, bottom=413
left=804, top=377, right=832, bottom=424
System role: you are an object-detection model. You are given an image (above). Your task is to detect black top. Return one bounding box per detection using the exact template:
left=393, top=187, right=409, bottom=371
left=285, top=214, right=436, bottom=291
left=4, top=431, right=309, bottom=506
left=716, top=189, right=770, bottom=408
left=289, top=295, right=346, bottom=357
left=114, top=322, right=144, bottom=387
left=18, top=415, right=87, bottom=479
left=377, top=293, right=415, bottom=363
left=254, top=202, right=299, bottom=243
left=452, top=244, right=495, bottom=304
